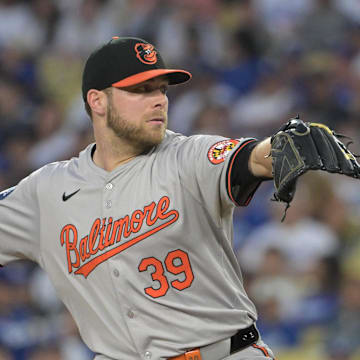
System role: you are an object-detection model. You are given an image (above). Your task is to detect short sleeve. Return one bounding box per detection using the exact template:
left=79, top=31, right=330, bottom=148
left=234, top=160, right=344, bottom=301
left=0, top=170, right=41, bottom=266
left=176, top=135, right=258, bottom=223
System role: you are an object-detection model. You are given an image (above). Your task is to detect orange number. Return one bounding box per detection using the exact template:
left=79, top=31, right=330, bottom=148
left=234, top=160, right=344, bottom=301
left=138, top=250, right=194, bottom=298
left=138, top=257, right=169, bottom=298
left=165, top=249, right=194, bottom=290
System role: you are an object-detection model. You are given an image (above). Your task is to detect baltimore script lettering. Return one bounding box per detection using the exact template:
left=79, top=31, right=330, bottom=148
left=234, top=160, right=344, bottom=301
left=60, top=196, right=179, bottom=278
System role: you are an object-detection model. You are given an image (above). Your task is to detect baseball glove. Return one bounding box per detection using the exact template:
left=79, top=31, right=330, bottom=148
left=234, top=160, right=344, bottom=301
left=271, top=117, right=360, bottom=218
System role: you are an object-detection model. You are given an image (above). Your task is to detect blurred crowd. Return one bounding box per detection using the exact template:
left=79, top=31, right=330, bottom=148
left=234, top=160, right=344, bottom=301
left=1, top=0, right=360, bottom=359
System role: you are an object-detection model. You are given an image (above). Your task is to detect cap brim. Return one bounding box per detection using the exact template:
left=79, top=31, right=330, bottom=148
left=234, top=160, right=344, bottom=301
left=111, top=69, right=192, bottom=88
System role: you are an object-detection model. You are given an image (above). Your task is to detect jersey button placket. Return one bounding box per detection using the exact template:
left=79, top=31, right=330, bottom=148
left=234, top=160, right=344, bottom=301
left=144, top=351, right=152, bottom=359
left=104, top=182, right=113, bottom=209
left=113, top=269, right=120, bottom=277
left=127, top=310, right=135, bottom=319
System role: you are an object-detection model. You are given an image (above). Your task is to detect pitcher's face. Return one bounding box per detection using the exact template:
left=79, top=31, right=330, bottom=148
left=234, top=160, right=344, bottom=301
left=105, top=76, right=169, bottom=151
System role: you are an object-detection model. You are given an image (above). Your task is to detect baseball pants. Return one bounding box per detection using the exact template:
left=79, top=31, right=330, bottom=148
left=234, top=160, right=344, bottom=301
left=223, top=340, right=275, bottom=359
left=94, top=339, right=275, bottom=360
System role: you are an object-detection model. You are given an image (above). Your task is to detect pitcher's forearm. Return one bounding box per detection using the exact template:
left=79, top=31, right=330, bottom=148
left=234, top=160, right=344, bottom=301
left=249, top=138, right=272, bottom=178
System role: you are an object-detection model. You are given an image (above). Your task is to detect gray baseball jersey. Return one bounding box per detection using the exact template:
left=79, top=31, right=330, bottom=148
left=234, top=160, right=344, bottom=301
left=0, top=130, right=261, bottom=360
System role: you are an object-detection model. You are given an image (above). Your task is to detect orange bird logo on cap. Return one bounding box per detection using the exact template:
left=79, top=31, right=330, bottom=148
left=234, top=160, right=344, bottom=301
left=135, top=43, right=157, bottom=64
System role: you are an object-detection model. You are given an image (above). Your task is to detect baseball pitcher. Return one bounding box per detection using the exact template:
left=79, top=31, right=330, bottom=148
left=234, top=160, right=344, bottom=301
left=0, top=37, right=359, bottom=360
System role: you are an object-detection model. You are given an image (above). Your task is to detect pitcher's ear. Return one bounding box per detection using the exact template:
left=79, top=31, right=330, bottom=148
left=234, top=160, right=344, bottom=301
left=87, top=89, right=107, bottom=117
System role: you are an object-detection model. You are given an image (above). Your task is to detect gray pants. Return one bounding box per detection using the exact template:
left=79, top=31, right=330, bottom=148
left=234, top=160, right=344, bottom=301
left=222, top=340, right=275, bottom=359
left=94, top=340, right=275, bottom=360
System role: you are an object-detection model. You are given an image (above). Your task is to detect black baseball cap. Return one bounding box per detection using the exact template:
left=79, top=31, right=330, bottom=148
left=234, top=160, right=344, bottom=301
left=82, top=36, right=192, bottom=101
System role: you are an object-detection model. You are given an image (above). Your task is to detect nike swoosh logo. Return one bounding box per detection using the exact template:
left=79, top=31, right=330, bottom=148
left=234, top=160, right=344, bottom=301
left=62, top=189, right=80, bottom=202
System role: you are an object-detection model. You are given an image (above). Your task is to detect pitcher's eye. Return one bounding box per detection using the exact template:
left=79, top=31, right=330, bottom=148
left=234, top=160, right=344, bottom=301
left=138, top=84, right=155, bottom=93
left=127, top=83, right=168, bottom=94
left=133, top=85, right=147, bottom=93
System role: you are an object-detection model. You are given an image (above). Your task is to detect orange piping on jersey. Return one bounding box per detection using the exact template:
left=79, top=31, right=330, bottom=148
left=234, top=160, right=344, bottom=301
left=60, top=196, right=179, bottom=278
left=226, top=139, right=257, bottom=206
left=252, top=344, right=271, bottom=357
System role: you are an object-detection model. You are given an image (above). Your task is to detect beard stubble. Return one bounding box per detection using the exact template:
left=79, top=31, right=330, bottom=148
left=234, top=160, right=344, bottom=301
left=106, top=93, right=167, bottom=153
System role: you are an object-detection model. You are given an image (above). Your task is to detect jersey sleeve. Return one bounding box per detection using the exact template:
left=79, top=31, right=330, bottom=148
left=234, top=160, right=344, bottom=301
left=227, top=139, right=266, bottom=206
left=176, top=135, right=262, bottom=221
left=0, top=170, right=41, bottom=266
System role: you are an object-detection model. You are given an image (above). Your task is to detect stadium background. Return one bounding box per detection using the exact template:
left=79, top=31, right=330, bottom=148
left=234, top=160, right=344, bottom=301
left=0, top=0, right=360, bottom=359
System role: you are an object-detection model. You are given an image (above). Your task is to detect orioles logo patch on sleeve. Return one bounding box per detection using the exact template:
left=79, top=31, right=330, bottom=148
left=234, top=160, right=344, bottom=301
left=135, top=43, right=157, bottom=64
left=207, top=139, right=239, bottom=164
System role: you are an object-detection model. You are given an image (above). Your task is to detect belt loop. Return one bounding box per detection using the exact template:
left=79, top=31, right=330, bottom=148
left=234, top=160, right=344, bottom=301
left=184, top=349, right=202, bottom=360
